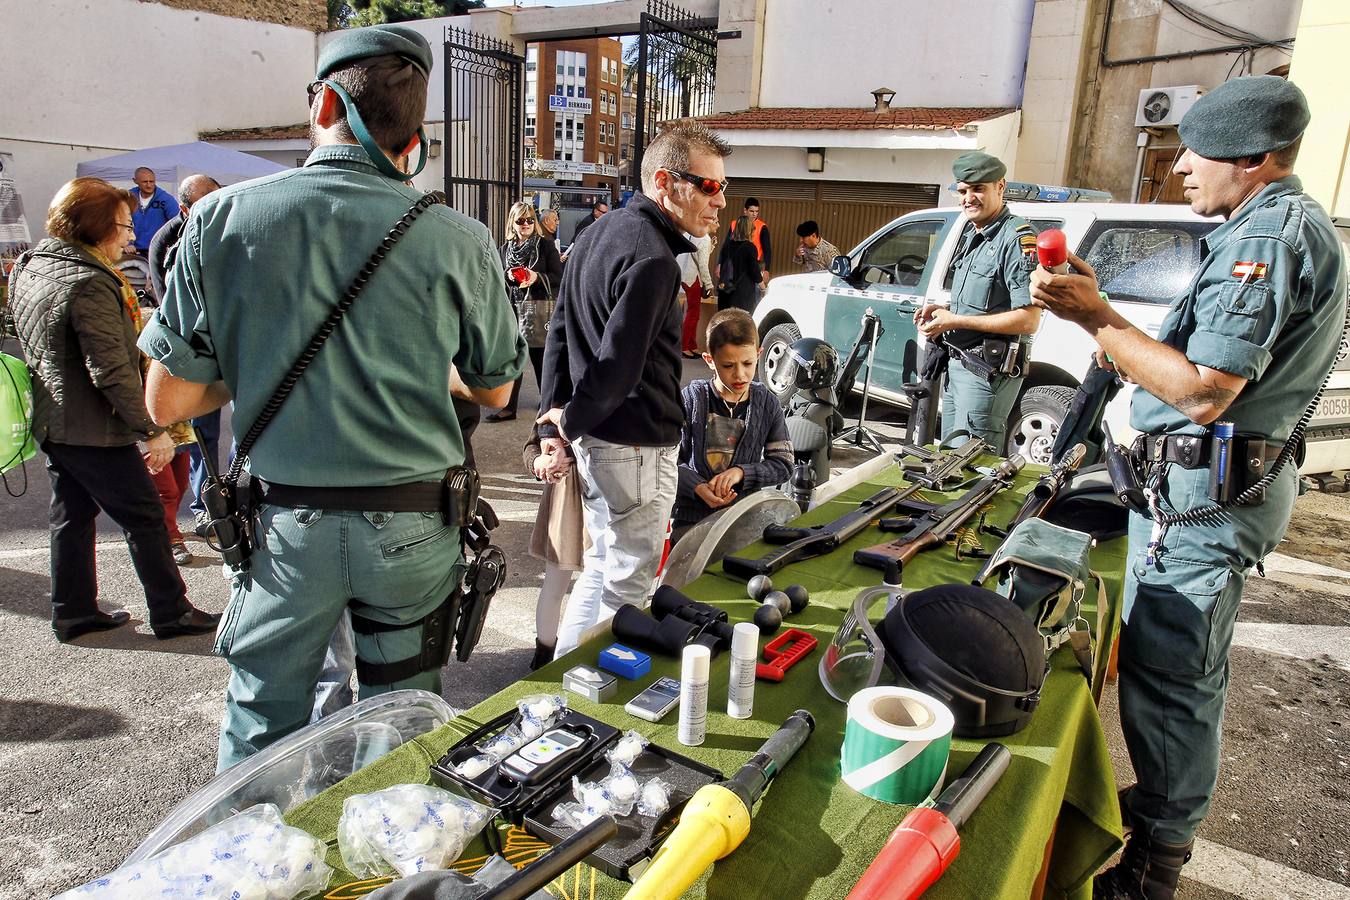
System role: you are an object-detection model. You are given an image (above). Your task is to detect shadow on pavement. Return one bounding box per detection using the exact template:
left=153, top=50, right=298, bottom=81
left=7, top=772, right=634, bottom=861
left=0, top=565, right=52, bottom=620
left=0, top=698, right=126, bottom=742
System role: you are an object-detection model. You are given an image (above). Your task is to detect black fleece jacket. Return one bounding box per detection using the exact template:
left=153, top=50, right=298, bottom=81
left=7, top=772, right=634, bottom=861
left=539, top=192, right=695, bottom=445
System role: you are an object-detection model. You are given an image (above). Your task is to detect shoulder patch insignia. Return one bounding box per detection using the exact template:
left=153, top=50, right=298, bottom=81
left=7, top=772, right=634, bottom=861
left=1019, top=233, right=1038, bottom=257
left=1232, top=261, right=1268, bottom=279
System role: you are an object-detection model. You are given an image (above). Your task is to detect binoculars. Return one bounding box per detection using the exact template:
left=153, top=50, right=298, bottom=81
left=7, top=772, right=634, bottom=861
left=611, top=586, right=735, bottom=658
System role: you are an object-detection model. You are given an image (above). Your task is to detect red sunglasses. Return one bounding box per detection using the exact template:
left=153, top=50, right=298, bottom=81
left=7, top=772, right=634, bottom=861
left=665, top=169, right=728, bottom=197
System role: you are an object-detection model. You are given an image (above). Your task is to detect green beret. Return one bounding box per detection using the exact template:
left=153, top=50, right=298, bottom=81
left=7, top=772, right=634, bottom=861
left=1179, top=76, right=1309, bottom=159
left=952, top=151, right=1007, bottom=185
left=316, top=24, right=433, bottom=80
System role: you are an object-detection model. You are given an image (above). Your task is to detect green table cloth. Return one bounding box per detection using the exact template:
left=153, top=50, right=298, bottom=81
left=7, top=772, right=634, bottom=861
left=288, top=457, right=1125, bottom=899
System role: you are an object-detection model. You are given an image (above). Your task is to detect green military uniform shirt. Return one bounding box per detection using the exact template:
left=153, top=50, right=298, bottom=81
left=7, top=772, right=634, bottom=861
left=139, top=144, right=526, bottom=485
left=946, top=205, right=1038, bottom=350
left=1130, top=176, right=1346, bottom=443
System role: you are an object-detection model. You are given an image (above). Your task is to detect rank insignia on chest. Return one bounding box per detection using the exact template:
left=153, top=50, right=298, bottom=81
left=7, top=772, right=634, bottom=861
left=1232, top=261, right=1268, bottom=279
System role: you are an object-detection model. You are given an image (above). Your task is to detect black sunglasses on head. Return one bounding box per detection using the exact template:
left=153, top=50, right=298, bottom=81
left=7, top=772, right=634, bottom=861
left=665, top=169, right=728, bottom=196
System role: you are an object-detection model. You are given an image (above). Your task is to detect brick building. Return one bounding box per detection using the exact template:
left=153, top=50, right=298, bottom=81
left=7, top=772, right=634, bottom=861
left=526, top=37, right=625, bottom=196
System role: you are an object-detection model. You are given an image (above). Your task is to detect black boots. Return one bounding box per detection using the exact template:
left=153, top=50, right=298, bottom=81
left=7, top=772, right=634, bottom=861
left=1093, top=829, right=1194, bottom=900
left=530, top=641, right=556, bottom=671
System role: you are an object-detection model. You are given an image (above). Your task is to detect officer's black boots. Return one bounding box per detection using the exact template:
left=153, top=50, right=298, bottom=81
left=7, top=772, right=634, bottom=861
left=530, top=640, right=555, bottom=671
left=1093, top=830, right=1194, bottom=900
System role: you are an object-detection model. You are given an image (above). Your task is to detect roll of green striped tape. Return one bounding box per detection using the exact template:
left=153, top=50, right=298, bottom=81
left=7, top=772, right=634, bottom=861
left=840, top=686, right=954, bottom=804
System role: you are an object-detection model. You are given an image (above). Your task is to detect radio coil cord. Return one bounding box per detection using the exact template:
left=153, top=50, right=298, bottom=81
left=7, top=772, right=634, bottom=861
left=1157, top=309, right=1348, bottom=527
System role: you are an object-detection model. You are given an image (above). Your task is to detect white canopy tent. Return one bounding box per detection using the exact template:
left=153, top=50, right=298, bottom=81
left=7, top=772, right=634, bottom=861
left=75, top=141, right=288, bottom=190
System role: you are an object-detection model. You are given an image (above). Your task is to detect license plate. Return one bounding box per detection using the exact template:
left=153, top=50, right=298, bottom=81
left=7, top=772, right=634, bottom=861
left=1313, top=389, right=1350, bottom=426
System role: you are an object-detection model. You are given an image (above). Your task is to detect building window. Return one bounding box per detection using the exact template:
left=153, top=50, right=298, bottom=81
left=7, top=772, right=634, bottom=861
left=555, top=121, right=563, bottom=140
left=577, top=85, right=585, bottom=98
left=555, top=85, right=563, bottom=96
left=556, top=63, right=564, bottom=75
left=566, top=84, right=574, bottom=97
left=577, top=121, right=585, bottom=141
left=526, top=60, right=536, bottom=72
left=525, top=116, right=536, bottom=138
left=525, top=146, right=536, bottom=159
left=621, top=144, right=629, bottom=161
left=554, top=149, right=562, bottom=160
left=622, top=112, right=632, bottom=130
left=564, top=152, right=573, bottom=161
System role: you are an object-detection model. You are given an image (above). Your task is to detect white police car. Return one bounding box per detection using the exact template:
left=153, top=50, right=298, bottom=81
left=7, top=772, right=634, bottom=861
left=754, top=187, right=1350, bottom=474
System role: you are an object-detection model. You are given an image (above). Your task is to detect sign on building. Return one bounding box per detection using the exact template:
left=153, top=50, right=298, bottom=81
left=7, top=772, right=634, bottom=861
left=535, top=159, right=619, bottom=178
left=548, top=95, right=594, bottom=115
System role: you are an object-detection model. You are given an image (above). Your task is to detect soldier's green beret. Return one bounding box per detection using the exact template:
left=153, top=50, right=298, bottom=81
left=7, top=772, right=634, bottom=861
left=952, top=151, right=1007, bottom=185
left=1179, top=76, right=1309, bottom=159
left=316, top=24, right=433, bottom=80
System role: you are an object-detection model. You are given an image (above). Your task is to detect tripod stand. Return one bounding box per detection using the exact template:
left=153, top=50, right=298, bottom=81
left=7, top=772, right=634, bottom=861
left=833, top=309, right=887, bottom=455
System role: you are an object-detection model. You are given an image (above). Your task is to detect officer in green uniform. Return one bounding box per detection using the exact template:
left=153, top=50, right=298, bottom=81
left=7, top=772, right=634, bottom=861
left=138, top=25, right=525, bottom=770
left=916, top=151, right=1041, bottom=451
left=1029, top=76, right=1344, bottom=899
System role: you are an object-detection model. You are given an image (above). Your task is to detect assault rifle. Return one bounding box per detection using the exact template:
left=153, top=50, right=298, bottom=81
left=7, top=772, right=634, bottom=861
left=984, top=442, right=1087, bottom=540
left=854, top=455, right=1026, bottom=573
left=721, top=438, right=987, bottom=579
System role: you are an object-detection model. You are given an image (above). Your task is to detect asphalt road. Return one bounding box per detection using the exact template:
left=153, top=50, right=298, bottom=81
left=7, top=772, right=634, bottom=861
left=1, top=363, right=1347, bottom=898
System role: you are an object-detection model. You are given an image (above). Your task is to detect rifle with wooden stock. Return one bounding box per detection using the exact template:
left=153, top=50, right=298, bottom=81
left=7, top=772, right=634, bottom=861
left=720, top=438, right=988, bottom=579
left=854, top=455, right=1026, bottom=574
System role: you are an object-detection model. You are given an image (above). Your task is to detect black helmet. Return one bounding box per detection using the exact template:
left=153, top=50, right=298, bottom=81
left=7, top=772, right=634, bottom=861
left=785, top=338, right=838, bottom=391
left=880, top=584, right=1046, bottom=738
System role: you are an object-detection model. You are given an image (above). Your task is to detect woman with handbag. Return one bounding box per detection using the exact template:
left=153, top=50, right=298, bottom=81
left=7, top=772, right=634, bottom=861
left=7, top=177, right=219, bottom=642
left=487, top=201, right=563, bottom=423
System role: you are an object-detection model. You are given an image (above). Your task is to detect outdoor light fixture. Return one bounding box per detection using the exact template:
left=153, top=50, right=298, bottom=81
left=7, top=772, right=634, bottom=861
left=806, top=147, right=826, bottom=172
left=428, top=138, right=443, bottom=159
left=871, top=87, right=896, bottom=113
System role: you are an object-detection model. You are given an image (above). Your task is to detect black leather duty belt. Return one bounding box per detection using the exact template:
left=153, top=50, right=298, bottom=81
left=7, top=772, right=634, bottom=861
left=256, top=479, right=444, bottom=512
left=1133, top=434, right=1284, bottom=470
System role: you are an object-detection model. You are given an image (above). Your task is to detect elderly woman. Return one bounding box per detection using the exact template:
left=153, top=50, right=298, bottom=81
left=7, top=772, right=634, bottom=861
left=487, top=200, right=563, bottom=423
left=7, top=177, right=220, bottom=642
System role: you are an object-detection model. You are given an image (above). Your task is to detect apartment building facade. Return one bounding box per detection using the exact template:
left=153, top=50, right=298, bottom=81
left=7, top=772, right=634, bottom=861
left=526, top=37, right=625, bottom=196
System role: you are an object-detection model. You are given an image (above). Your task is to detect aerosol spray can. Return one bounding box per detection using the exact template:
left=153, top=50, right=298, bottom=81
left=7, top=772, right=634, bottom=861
left=727, top=622, right=759, bottom=719
left=678, top=644, right=710, bottom=746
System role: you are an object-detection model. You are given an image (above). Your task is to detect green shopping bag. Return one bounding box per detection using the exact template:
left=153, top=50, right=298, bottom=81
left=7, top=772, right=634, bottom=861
left=1, top=352, right=36, bottom=473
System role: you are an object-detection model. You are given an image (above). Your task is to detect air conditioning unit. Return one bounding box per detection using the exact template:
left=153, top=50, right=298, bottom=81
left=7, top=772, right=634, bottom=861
left=1135, top=85, right=1202, bottom=128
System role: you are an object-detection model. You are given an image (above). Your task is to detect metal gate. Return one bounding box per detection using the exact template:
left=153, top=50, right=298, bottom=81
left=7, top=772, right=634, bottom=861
left=444, top=26, right=525, bottom=240
left=632, top=0, right=717, bottom=186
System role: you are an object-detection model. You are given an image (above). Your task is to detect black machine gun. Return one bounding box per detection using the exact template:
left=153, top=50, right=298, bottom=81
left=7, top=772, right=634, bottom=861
left=854, top=455, right=1026, bottom=574
left=721, top=438, right=988, bottom=579
left=1051, top=357, right=1122, bottom=467
left=983, top=442, right=1087, bottom=540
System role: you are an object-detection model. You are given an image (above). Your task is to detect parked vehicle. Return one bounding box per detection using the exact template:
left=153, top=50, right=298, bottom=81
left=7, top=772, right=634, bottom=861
left=754, top=196, right=1350, bottom=474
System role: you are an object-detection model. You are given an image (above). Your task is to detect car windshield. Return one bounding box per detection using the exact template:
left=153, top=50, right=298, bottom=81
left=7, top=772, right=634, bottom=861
left=854, top=218, right=945, bottom=291
left=1079, top=222, right=1215, bottom=305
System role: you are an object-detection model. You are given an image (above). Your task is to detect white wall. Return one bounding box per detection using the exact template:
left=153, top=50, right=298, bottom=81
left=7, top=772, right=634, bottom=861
left=757, top=0, right=1036, bottom=109
left=0, top=0, right=315, bottom=238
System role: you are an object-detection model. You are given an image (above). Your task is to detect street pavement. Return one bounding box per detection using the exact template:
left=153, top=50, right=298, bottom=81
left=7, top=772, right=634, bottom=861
left=1, top=361, right=1347, bottom=898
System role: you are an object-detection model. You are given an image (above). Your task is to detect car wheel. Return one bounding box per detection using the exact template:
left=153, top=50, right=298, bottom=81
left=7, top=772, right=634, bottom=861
left=1007, top=386, right=1078, bottom=466
left=759, top=322, right=802, bottom=406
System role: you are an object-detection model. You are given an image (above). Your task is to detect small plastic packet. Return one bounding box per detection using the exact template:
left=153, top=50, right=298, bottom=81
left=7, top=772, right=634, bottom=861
left=551, top=800, right=600, bottom=829
left=55, top=803, right=330, bottom=900
left=337, top=784, right=494, bottom=879
left=453, top=753, right=496, bottom=780
left=637, top=776, right=674, bottom=818
left=478, top=724, right=527, bottom=762
left=600, top=763, right=640, bottom=811
left=605, top=730, right=648, bottom=767
left=516, top=693, right=567, bottom=739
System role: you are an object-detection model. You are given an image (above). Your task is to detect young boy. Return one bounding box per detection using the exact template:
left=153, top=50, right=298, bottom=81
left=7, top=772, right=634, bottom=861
left=673, top=309, right=793, bottom=538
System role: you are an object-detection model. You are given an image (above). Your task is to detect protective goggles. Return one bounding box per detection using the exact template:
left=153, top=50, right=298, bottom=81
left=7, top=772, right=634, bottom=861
left=818, top=584, right=907, bottom=702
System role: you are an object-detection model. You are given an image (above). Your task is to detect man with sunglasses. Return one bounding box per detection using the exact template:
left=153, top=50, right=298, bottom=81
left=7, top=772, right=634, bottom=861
left=1030, top=76, right=1344, bottom=900
left=138, top=25, right=524, bottom=770
left=538, top=122, right=730, bottom=657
